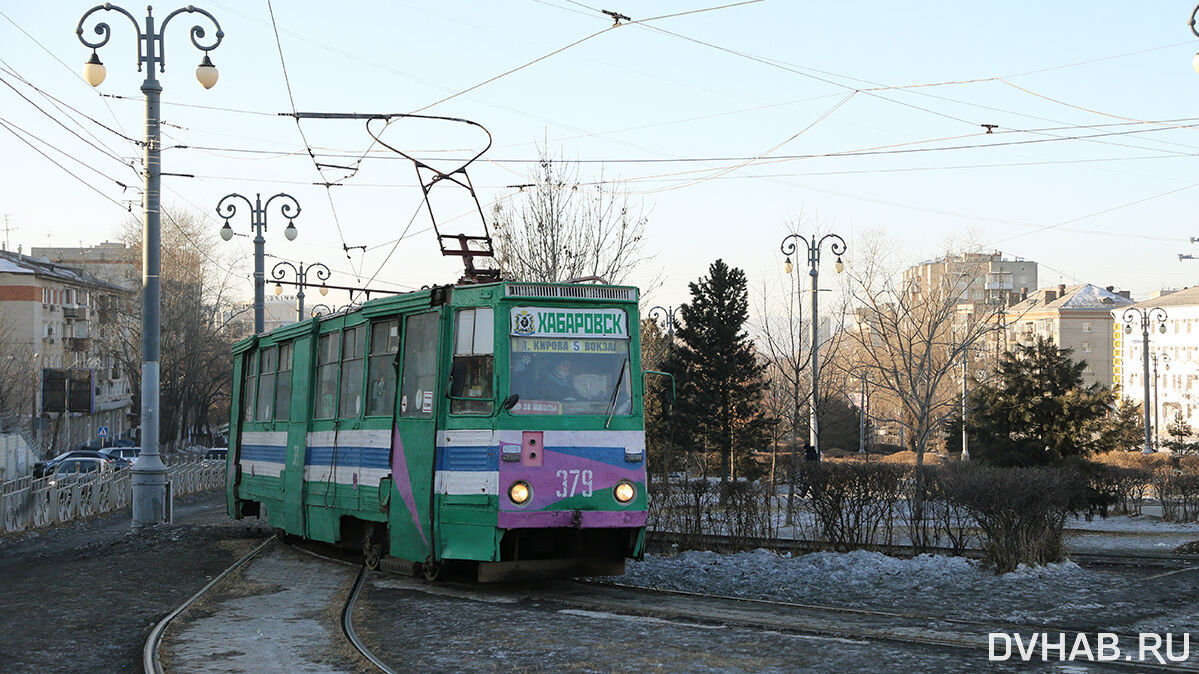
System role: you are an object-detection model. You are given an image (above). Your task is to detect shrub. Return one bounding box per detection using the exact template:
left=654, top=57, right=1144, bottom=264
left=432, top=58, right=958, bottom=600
left=804, top=462, right=907, bottom=552
left=1154, top=470, right=1199, bottom=522
left=708, top=480, right=775, bottom=550
left=907, top=464, right=977, bottom=555
left=941, top=464, right=1087, bottom=573
left=1081, top=463, right=1149, bottom=517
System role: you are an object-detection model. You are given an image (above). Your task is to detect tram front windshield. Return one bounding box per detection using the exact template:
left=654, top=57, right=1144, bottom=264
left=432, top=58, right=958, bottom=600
left=509, top=337, right=631, bottom=416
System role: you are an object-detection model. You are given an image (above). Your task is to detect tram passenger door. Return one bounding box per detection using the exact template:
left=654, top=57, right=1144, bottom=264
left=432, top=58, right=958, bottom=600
left=280, top=337, right=311, bottom=535
left=388, top=311, right=440, bottom=563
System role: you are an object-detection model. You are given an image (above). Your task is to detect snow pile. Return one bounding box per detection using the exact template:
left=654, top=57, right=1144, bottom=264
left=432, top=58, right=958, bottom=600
left=615, top=548, right=1104, bottom=624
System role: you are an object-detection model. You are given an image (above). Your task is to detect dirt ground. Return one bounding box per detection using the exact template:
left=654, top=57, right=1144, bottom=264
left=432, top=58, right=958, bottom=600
left=0, top=490, right=270, bottom=673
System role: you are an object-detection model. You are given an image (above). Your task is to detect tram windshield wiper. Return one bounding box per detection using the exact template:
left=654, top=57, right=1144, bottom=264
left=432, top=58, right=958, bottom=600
left=605, top=355, right=629, bottom=429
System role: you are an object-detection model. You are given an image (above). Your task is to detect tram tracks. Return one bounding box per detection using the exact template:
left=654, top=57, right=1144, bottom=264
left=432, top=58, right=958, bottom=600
left=143, top=536, right=276, bottom=674
left=545, top=580, right=1198, bottom=672
left=147, top=536, right=1199, bottom=672
left=647, top=531, right=1199, bottom=570
left=144, top=536, right=395, bottom=674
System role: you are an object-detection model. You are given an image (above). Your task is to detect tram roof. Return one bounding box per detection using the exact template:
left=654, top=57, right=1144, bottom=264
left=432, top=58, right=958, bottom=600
left=233, top=280, right=639, bottom=353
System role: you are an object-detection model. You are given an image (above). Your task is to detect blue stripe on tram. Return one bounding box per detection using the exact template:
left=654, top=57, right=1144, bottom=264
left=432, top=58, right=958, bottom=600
left=434, top=445, right=498, bottom=472
left=241, top=445, right=286, bottom=463
left=305, top=445, right=391, bottom=469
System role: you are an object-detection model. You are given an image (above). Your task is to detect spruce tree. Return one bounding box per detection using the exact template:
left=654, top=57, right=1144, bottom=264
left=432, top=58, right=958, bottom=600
left=969, top=337, right=1116, bottom=465
left=668, top=259, right=770, bottom=489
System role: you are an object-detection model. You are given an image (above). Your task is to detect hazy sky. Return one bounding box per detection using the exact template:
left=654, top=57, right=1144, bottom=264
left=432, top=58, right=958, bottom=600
left=3, top=1, right=1199, bottom=313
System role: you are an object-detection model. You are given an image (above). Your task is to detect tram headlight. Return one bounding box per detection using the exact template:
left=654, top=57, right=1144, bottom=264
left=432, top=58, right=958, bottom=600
left=613, top=481, right=635, bottom=504
left=508, top=481, right=531, bottom=506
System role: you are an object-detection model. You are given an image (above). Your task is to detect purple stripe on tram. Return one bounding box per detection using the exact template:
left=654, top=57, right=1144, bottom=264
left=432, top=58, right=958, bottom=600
left=390, top=425, right=429, bottom=550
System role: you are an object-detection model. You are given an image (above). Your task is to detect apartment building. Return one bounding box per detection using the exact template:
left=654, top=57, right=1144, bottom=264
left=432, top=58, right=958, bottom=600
left=904, top=252, right=1038, bottom=310
left=1113, top=287, right=1199, bottom=445
left=30, top=241, right=138, bottom=291
left=1005, top=284, right=1133, bottom=389
left=0, top=250, right=134, bottom=454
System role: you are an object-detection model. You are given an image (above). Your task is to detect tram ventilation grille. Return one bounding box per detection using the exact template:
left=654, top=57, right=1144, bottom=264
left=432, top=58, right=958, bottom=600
left=504, top=283, right=637, bottom=301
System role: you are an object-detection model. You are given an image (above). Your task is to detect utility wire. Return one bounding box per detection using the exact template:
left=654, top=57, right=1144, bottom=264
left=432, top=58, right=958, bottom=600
left=265, top=0, right=361, bottom=281
left=0, top=60, right=141, bottom=147
left=0, top=72, right=138, bottom=173
left=0, top=119, right=130, bottom=210
left=0, top=8, right=131, bottom=141
left=990, top=180, right=1199, bottom=247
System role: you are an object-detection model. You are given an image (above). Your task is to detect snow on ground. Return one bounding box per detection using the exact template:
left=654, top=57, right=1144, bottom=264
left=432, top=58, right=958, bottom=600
left=1065, top=512, right=1199, bottom=533
left=613, top=548, right=1156, bottom=628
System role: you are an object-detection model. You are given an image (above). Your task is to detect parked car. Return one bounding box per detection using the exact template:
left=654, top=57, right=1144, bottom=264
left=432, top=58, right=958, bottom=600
left=204, top=448, right=228, bottom=463
left=48, top=457, right=115, bottom=485
left=34, top=450, right=112, bottom=478
left=101, top=447, right=140, bottom=468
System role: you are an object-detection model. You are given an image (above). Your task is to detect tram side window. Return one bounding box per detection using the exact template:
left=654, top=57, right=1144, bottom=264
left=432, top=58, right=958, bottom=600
left=274, top=342, right=292, bottom=421
left=400, top=312, right=439, bottom=418
left=366, top=320, right=400, bottom=416
left=242, top=351, right=257, bottom=423
left=314, top=332, right=341, bottom=419
left=340, top=325, right=366, bottom=418
left=450, top=307, right=494, bottom=415
left=256, top=346, right=277, bottom=421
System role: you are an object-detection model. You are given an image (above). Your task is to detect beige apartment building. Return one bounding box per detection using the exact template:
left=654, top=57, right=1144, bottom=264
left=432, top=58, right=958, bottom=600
left=0, top=250, right=134, bottom=455
left=904, top=251, right=1038, bottom=310
left=31, top=241, right=138, bottom=291
left=1006, top=284, right=1133, bottom=389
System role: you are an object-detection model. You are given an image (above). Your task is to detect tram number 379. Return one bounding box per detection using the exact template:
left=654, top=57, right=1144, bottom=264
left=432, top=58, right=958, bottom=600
left=555, top=469, right=594, bottom=498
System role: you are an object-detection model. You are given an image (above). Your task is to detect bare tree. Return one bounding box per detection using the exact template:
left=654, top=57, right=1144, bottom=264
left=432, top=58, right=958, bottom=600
left=117, top=208, right=244, bottom=449
left=491, top=148, right=649, bottom=284
left=843, top=235, right=1000, bottom=547
left=0, top=320, right=37, bottom=435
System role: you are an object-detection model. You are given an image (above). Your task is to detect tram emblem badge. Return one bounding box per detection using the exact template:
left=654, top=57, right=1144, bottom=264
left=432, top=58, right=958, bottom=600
left=512, top=309, right=536, bottom=335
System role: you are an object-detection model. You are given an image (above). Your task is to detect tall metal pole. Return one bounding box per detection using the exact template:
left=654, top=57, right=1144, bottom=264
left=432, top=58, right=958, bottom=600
left=780, top=232, right=846, bottom=455
left=1124, top=307, right=1167, bottom=454
left=218, top=193, right=301, bottom=334
left=78, top=4, right=224, bottom=532
left=961, top=349, right=969, bottom=460
left=1142, top=325, right=1152, bottom=453
left=252, top=203, right=265, bottom=334
left=808, top=253, right=819, bottom=450
left=858, top=376, right=866, bottom=454
left=296, top=270, right=306, bottom=322
left=1152, top=354, right=1160, bottom=449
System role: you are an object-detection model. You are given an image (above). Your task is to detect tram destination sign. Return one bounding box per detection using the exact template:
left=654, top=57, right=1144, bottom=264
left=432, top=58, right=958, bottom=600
left=511, top=307, right=627, bottom=339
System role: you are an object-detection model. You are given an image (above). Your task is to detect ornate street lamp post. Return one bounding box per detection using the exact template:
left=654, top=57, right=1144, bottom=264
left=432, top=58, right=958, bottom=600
left=77, top=3, right=223, bottom=531
left=272, top=261, right=330, bottom=322
left=647, top=305, right=682, bottom=336
left=1123, top=307, right=1168, bottom=454
left=217, top=193, right=301, bottom=334
left=780, top=233, right=846, bottom=454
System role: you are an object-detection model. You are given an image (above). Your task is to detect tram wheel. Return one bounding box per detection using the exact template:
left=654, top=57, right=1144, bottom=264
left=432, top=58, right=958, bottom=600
left=421, top=555, right=442, bottom=581
left=362, top=525, right=383, bottom=570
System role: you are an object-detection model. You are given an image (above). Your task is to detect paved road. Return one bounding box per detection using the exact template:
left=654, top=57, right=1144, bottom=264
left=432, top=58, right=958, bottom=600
left=0, top=490, right=269, bottom=673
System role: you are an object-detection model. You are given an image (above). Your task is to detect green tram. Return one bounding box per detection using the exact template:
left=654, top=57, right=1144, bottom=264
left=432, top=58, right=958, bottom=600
left=227, top=281, right=647, bottom=579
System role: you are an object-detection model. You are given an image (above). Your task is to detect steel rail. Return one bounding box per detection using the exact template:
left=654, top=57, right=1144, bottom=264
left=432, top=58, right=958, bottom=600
left=342, top=567, right=397, bottom=674
left=282, top=538, right=396, bottom=673
left=556, top=580, right=1195, bottom=673
left=647, top=531, right=1199, bottom=569
left=143, top=536, right=275, bottom=674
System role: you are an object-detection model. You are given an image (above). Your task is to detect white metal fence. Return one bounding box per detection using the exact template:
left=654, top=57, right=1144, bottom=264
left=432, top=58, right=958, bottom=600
left=1, top=460, right=226, bottom=535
